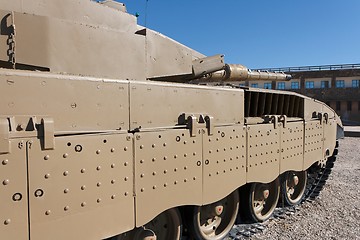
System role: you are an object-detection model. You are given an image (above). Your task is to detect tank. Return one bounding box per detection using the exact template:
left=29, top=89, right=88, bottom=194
left=0, top=1, right=343, bottom=240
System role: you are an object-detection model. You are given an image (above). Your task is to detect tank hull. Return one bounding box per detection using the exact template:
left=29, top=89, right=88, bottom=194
left=0, top=69, right=340, bottom=239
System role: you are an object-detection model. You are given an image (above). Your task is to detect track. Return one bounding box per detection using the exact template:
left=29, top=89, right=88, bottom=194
left=223, top=141, right=339, bottom=240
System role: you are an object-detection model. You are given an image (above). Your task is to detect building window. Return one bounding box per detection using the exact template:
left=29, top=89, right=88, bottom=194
left=305, top=81, right=314, bottom=89
left=347, top=101, right=352, bottom=111
left=277, top=82, right=285, bottom=90
left=251, top=83, right=258, bottom=88
left=291, top=82, right=300, bottom=89
left=264, top=82, right=272, bottom=89
left=336, top=101, right=341, bottom=111
left=352, top=80, right=360, bottom=88
left=321, top=81, right=329, bottom=88
left=336, top=80, right=345, bottom=88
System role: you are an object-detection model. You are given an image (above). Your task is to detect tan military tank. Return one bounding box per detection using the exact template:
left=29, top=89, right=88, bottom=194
left=0, top=1, right=343, bottom=240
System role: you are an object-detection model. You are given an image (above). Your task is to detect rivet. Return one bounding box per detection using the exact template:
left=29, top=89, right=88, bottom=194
left=193, top=177, right=197, bottom=180
left=44, top=155, right=50, bottom=160
left=44, top=174, right=50, bottom=179
left=141, top=188, right=145, bottom=192
left=97, top=198, right=101, bottom=203
left=140, top=145, right=144, bottom=149
left=193, top=152, right=196, bottom=156
left=163, top=143, right=167, bottom=147
left=124, top=176, right=129, bottom=181
left=111, top=179, right=116, bottom=184
left=4, top=219, right=11, bottom=225
left=184, top=179, right=188, bottom=182
left=164, top=183, right=168, bottom=187
left=63, top=171, right=69, bottom=176
left=174, top=154, right=177, bottom=159
left=164, top=170, right=168, bottom=174
left=111, top=163, right=115, bottom=168
left=174, top=181, right=178, bottom=185
left=174, top=168, right=178, bottom=172
left=184, top=153, right=187, bottom=157
left=111, top=148, right=115, bottom=152
left=81, top=168, right=86, bottom=173
left=184, top=166, right=188, bottom=170
left=152, top=158, right=156, bottom=162
left=124, top=162, right=128, bottom=166
left=97, top=182, right=101, bottom=187
left=64, top=206, right=69, bottom=211
left=96, top=150, right=101, bottom=154
left=124, top=192, right=129, bottom=196
left=64, top=188, right=69, bottom=194
left=81, top=202, right=86, bottom=207
left=163, top=156, right=167, bottom=160
left=81, top=185, right=86, bottom=190
left=183, top=141, right=187, bottom=144
left=124, top=147, right=128, bottom=151
left=126, top=136, right=131, bottom=141
left=136, top=135, right=141, bottom=140
left=152, top=172, right=156, bottom=176
left=140, top=174, right=144, bottom=178
left=96, top=166, right=101, bottom=171
left=45, top=210, right=51, bottom=215
left=153, top=185, right=156, bottom=189
left=63, top=153, right=68, bottom=158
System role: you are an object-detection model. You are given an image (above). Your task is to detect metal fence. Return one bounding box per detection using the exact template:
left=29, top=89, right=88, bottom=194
left=254, top=63, right=360, bottom=73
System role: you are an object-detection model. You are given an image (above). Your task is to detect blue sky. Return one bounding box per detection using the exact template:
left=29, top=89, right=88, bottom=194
left=122, top=1, right=360, bottom=69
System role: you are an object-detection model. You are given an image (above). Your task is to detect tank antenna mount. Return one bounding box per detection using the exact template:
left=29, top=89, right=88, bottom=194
left=145, top=0, right=149, bottom=28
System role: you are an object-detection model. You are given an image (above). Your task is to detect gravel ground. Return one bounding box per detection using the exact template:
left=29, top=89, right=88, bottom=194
left=251, top=137, right=360, bottom=240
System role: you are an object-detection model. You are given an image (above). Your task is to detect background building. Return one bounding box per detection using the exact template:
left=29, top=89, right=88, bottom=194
left=238, top=64, right=360, bottom=125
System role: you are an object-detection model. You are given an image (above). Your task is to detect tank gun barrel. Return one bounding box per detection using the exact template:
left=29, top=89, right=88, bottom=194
left=198, top=64, right=292, bottom=82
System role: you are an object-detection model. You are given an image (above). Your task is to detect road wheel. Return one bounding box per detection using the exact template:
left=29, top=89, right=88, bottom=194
left=189, top=190, right=239, bottom=240
left=282, top=171, right=307, bottom=206
left=248, top=178, right=280, bottom=222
